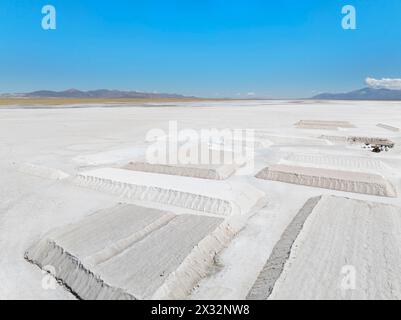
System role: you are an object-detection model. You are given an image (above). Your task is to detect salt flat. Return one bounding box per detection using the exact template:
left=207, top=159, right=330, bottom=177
left=1, top=100, right=401, bottom=300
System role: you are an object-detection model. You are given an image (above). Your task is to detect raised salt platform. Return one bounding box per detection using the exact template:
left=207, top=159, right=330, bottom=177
left=124, top=162, right=238, bottom=180
left=377, top=123, right=400, bottom=132
left=347, top=136, right=395, bottom=147
left=25, top=204, right=237, bottom=300
left=250, top=195, right=401, bottom=299
left=295, top=120, right=355, bottom=130
left=255, top=164, right=396, bottom=197
left=282, top=153, right=391, bottom=172
left=124, top=149, right=246, bottom=180
left=321, top=135, right=395, bottom=147
left=74, top=168, right=265, bottom=215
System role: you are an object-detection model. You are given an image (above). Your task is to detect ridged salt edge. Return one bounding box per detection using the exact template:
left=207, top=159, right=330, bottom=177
left=283, top=153, right=391, bottom=171
left=72, top=174, right=234, bottom=216
left=295, top=122, right=355, bottom=129
left=347, top=136, right=394, bottom=147
left=295, top=124, right=340, bottom=130
left=256, top=168, right=397, bottom=198
left=319, top=135, right=395, bottom=146
left=246, top=196, right=322, bottom=300
left=83, top=212, right=176, bottom=268
left=294, top=120, right=354, bottom=127
left=24, top=239, right=136, bottom=300
left=377, top=123, right=400, bottom=132
left=151, top=213, right=249, bottom=299
left=125, top=162, right=236, bottom=180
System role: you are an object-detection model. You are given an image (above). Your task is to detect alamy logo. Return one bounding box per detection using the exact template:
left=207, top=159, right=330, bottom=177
left=145, top=121, right=255, bottom=173
left=39, top=5, right=358, bottom=32
left=342, top=5, right=356, bottom=30
left=42, top=5, right=57, bottom=30
left=340, top=265, right=356, bottom=291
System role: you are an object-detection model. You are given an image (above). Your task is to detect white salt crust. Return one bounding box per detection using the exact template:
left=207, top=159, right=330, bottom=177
left=320, top=135, right=395, bottom=147
left=282, top=153, right=391, bottom=172
left=256, top=164, right=397, bottom=197
left=294, top=120, right=355, bottom=130
left=377, top=123, right=400, bottom=132
left=73, top=168, right=265, bottom=216
left=270, top=195, right=401, bottom=299
left=124, top=162, right=238, bottom=180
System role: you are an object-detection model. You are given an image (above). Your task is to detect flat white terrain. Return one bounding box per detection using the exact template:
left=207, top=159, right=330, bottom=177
left=1, top=100, right=401, bottom=299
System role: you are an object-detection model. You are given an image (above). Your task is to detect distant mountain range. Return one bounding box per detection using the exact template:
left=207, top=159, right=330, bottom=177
left=312, top=87, right=401, bottom=100
left=1, top=89, right=194, bottom=99
left=4, top=87, right=401, bottom=100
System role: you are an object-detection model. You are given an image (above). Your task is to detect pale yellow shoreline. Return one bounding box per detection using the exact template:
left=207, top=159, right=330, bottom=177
left=0, top=97, right=241, bottom=106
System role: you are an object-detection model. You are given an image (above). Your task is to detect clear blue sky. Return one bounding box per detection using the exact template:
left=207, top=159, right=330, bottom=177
left=1, top=0, right=401, bottom=98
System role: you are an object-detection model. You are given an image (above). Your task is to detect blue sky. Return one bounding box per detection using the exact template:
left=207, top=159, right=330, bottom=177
left=1, top=0, right=401, bottom=98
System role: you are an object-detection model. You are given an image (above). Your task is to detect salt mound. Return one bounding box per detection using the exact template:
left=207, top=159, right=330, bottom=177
left=321, top=135, right=395, bottom=147
left=256, top=164, right=397, bottom=197
left=18, top=163, right=69, bottom=180
left=74, top=168, right=265, bottom=215
left=25, top=204, right=238, bottom=299
left=268, top=195, right=401, bottom=299
left=283, top=153, right=391, bottom=172
left=377, top=123, right=400, bottom=132
left=124, top=162, right=238, bottom=180
left=295, top=120, right=355, bottom=130
left=347, top=136, right=394, bottom=147
left=124, top=149, right=246, bottom=180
